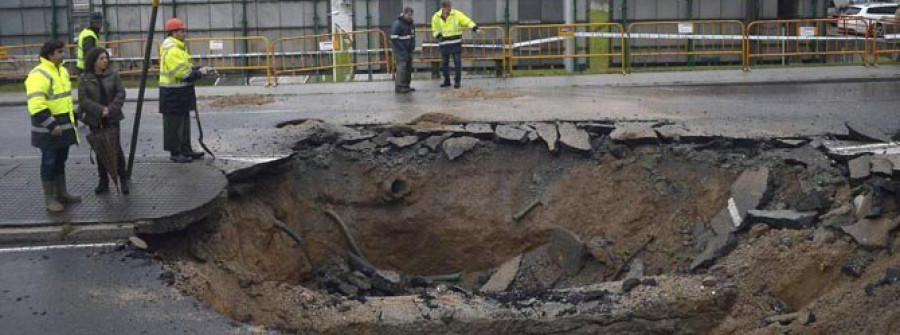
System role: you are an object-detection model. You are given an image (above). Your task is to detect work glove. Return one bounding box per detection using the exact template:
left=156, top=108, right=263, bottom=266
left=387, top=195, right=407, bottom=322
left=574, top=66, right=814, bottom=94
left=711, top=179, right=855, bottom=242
left=198, top=66, right=217, bottom=75
left=472, top=25, right=480, bottom=33
left=435, top=33, right=443, bottom=40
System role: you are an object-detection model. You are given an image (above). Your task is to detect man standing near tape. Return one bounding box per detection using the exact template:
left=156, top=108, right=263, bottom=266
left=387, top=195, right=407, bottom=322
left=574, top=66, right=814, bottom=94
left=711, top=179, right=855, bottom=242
left=391, top=7, right=416, bottom=94
left=431, top=1, right=478, bottom=89
left=158, top=17, right=213, bottom=163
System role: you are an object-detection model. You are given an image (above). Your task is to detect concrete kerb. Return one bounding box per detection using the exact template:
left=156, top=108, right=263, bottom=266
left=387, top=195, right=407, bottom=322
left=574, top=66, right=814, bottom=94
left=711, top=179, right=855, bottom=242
left=1, top=66, right=899, bottom=107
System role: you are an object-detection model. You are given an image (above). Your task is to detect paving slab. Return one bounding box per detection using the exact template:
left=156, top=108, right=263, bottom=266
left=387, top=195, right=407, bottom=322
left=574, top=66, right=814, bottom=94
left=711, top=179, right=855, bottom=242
left=0, top=158, right=227, bottom=238
left=558, top=122, right=592, bottom=152
left=849, top=155, right=872, bottom=181
left=610, top=123, right=658, bottom=145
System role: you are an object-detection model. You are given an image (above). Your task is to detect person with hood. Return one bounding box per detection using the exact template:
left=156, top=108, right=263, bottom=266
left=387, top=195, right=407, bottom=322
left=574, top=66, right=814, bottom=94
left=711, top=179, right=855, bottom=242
left=76, top=12, right=104, bottom=74
left=391, top=7, right=416, bottom=93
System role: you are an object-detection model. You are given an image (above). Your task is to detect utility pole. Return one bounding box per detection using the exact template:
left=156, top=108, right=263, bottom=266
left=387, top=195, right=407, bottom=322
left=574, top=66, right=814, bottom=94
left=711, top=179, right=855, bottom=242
left=564, top=0, right=574, bottom=73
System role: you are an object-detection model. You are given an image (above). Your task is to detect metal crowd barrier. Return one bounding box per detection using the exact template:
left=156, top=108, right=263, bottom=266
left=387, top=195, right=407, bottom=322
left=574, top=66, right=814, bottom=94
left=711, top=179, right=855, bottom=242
left=508, top=23, right=627, bottom=75
left=182, top=36, right=271, bottom=85
left=0, top=43, right=43, bottom=79
left=746, top=18, right=871, bottom=69
left=626, top=20, right=745, bottom=72
left=100, top=38, right=155, bottom=76
left=270, top=29, right=391, bottom=85
left=872, top=19, right=900, bottom=64
left=414, top=26, right=507, bottom=77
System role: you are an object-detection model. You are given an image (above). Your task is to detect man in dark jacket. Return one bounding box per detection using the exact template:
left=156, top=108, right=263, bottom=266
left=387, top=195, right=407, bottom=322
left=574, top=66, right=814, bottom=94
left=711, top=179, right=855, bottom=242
left=391, top=8, right=416, bottom=93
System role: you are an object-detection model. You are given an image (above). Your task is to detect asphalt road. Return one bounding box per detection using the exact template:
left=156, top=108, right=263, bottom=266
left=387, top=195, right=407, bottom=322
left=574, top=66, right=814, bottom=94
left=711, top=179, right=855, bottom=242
left=1, top=80, right=898, bottom=159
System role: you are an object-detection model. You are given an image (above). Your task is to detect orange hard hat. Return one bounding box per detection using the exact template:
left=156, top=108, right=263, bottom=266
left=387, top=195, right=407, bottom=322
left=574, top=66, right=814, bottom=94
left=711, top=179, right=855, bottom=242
left=165, top=18, right=185, bottom=32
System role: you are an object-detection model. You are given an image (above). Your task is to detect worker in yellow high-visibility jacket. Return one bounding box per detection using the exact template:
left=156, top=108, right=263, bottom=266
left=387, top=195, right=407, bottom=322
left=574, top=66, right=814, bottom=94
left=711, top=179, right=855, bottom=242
left=76, top=12, right=103, bottom=74
left=431, top=1, right=478, bottom=89
left=158, top=18, right=213, bottom=163
left=25, top=40, right=82, bottom=213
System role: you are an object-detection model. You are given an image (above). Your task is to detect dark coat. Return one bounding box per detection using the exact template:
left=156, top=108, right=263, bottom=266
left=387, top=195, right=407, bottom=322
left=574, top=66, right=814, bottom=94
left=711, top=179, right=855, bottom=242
left=78, top=68, right=126, bottom=129
left=159, top=85, right=197, bottom=115
left=391, top=16, right=416, bottom=63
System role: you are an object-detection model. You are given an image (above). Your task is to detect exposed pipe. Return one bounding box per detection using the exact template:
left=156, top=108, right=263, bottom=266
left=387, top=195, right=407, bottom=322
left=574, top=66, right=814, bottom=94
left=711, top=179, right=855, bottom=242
left=127, top=0, right=160, bottom=178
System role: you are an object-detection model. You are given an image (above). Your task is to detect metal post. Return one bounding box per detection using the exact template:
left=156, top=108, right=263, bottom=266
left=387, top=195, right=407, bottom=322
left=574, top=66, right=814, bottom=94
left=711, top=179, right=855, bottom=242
left=127, top=0, right=160, bottom=178
left=313, top=0, right=321, bottom=34
left=564, top=0, right=574, bottom=72
left=687, top=0, right=695, bottom=67
left=101, top=0, right=110, bottom=40
left=365, top=0, right=373, bottom=81
left=171, top=0, right=177, bottom=18
left=241, top=0, right=249, bottom=85
left=50, top=0, right=58, bottom=40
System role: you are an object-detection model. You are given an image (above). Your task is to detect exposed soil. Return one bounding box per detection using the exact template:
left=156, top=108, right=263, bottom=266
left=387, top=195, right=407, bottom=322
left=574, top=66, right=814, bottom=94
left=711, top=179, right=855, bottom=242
left=443, top=88, right=520, bottom=100
left=153, top=121, right=900, bottom=334
left=208, top=94, right=276, bottom=108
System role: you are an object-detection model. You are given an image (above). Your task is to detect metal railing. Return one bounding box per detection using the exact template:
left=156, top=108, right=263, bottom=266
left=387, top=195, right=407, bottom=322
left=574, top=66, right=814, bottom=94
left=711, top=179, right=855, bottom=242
left=746, top=18, right=871, bottom=69
left=101, top=38, right=154, bottom=76
left=507, top=23, right=627, bottom=75
left=182, top=36, right=271, bottom=85
left=0, top=43, right=44, bottom=79
left=414, top=26, right=507, bottom=77
left=270, top=29, right=391, bottom=85
left=872, top=19, right=900, bottom=64
left=626, top=20, right=745, bottom=72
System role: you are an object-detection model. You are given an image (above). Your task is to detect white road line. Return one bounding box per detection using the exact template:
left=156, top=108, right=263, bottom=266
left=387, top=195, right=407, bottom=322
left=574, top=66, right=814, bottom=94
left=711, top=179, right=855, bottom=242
left=0, top=242, right=119, bottom=253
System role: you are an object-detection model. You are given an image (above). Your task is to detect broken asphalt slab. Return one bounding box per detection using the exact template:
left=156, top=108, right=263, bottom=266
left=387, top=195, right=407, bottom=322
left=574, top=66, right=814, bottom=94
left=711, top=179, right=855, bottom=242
left=841, top=216, right=900, bottom=249
left=610, top=123, right=658, bottom=145
left=442, top=137, right=480, bottom=160
left=747, top=210, right=818, bottom=229
left=557, top=123, right=592, bottom=152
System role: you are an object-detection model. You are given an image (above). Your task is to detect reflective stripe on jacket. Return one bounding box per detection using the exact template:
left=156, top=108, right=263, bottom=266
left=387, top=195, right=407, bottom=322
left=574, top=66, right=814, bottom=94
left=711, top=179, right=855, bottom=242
left=391, top=16, right=416, bottom=62
left=77, top=28, right=100, bottom=70
left=431, top=9, right=476, bottom=39
left=159, top=36, right=193, bottom=87
left=25, top=57, right=78, bottom=147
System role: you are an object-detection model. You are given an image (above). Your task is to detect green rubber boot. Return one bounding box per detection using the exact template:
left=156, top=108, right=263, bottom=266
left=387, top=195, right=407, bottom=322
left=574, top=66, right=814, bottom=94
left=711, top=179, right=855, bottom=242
left=55, top=174, right=82, bottom=204
left=43, top=180, right=64, bottom=213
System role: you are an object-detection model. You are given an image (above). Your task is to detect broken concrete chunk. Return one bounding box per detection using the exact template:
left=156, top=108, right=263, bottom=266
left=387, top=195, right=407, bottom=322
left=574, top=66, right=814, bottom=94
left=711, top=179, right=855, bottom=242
left=578, top=122, right=616, bottom=135
left=747, top=210, right=818, bottom=229
left=883, top=155, right=900, bottom=176
left=464, top=123, right=494, bottom=137
left=424, top=135, right=448, bottom=151
left=690, top=233, right=737, bottom=270
left=531, top=123, right=559, bottom=152
left=841, top=250, right=874, bottom=277
left=728, top=168, right=771, bottom=230
left=848, top=155, right=872, bottom=181
left=622, top=278, right=641, bottom=293
left=625, top=258, right=644, bottom=280
left=494, top=125, right=528, bottom=143
left=783, top=145, right=834, bottom=172
left=846, top=121, right=892, bottom=143
left=654, top=125, right=710, bottom=144
left=442, top=137, right=479, bottom=161
left=129, top=236, right=148, bottom=250
left=547, top=226, right=586, bottom=276
left=841, top=216, right=900, bottom=249
left=387, top=136, right=419, bottom=148
left=342, top=140, right=377, bottom=151
left=610, top=123, right=658, bottom=144
left=764, top=313, right=799, bottom=326
left=775, top=139, right=808, bottom=148
left=480, top=255, right=522, bottom=293
left=558, top=122, right=592, bottom=152
left=820, top=205, right=854, bottom=227
left=412, top=123, right=466, bottom=135
left=871, top=157, right=894, bottom=176
left=701, top=276, right=718, bottom=287
left=375, top=269, right=402, bottom=284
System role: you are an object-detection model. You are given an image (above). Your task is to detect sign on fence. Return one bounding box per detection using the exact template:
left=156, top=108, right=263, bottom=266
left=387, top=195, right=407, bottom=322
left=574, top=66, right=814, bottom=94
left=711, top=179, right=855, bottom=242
left=798, top=27, right=816, bottom=36
left=678, top=23, right=694, bottom=34
left=319, top=41, right=334, bottom=51
left=209, top=40, right=224, bottom=51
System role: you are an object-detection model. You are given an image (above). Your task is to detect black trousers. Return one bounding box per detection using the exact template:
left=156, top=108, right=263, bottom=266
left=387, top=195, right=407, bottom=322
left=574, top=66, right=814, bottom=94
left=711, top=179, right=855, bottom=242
left=163, top=112, right=191, bottom=155
left=39, top=146, right=69, bottom=181
left=440, top=43, right=462, bottom=84
left=395, top=57, right=413, bottom=89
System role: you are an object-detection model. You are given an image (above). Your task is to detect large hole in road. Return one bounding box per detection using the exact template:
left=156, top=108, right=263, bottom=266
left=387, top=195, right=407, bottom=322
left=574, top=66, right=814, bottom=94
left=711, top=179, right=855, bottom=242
left=152, top=119, right=899, bottom=334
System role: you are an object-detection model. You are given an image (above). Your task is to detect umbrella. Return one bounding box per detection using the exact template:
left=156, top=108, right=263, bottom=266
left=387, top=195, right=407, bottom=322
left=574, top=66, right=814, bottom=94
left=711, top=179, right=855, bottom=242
left=87, top=124, right=121, bottom=191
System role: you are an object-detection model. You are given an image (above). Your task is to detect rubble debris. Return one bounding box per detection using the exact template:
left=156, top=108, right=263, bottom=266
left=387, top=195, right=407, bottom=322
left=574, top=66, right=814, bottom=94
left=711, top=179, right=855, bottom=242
left=701, top=276, right=718, bottom=287
left=728, top=168, right=771, bottom=230
left=883, top=154, right=900, bottom=175
left=793, top=184, right=832, bottom=212
left=387, top=136, right=419, bottom=148
left=424, top=135, right=449, bottom=151
left=547, top=226, right=587, bottom=276
left=611, top=236, right=655, bottom=280
left=846, top=121, right=892, bottom=143
left=820, top=205, right=854, bottom=227
left=442, top=137, right=480, bottom=160
left=824, top=140, right=900, bottom=159
left=514, top=244, right=564, bottom=290
left=558, top=122, right=592, bottom=152
left=871, top=157, right=894, bottom=176
left=841, top=215, right=900, bottom=249
left=342, top=140, right=376, bottom=151
left=128, top=236, right=148, bottom=250
left=691, top=232, right=737, bottom=271
left=511, top=199, right=542, bottom=222
left=480, top=255, right=522, bottom=293
left=610, top=123, right=658, bottom=145
left=622, top=278, right=641, bottom=293
left=746, top=210, right=818, bottom=229
left=865, top=267, right=900, bottom=296
left=848, top=155, right=872, bottom=182
left=764, top=312, right=799, bottom=325
left=654, top=125, right=710, bottom=144
left=531, top=123, right=559, bottom=152
left=775, top=139, right=808, bottom=148
left=578, top=122, right=616, bottom=136
left=464, top=123, right=494, bottom=137
left=494, top=125, right=528, bottom=142
left=840, top=250, right=874, bottom=278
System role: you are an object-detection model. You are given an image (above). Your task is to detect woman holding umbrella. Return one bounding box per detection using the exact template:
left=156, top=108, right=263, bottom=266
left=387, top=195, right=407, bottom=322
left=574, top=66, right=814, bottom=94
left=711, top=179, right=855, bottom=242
left=78, top=47, right=129, bottom=195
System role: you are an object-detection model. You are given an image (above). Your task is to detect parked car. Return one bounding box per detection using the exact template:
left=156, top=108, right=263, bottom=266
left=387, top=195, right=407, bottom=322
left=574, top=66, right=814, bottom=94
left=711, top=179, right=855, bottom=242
left=838, top=2, right=899, bottom=35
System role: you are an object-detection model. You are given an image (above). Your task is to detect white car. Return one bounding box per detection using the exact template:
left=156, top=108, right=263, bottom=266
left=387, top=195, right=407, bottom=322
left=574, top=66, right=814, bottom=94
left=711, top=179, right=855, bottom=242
left=838, top=3, right=899, bottom=35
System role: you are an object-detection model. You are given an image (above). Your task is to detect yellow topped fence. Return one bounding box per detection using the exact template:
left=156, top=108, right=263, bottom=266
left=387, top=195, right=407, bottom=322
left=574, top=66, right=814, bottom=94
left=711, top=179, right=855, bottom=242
left=415, top=26, right=507, bottom=77
left=0, top=43, right=44, bottom=79
left=270, top=29, right=391, bottom=85
left=746, top=18, right=871, bottom=69
left=507, top=23, right=627, bottom=75
left=872, top=19, right=900, bottom=64
left=100, top=38, right=154, bottom=76
left=626, top=20, right=745, bottom=72
left=182, top=36, right=271, bottom=85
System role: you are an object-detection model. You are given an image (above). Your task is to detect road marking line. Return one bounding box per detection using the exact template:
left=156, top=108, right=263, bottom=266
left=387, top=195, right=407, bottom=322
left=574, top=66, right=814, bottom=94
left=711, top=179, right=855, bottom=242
left=0, top=242, right=119, bottom=253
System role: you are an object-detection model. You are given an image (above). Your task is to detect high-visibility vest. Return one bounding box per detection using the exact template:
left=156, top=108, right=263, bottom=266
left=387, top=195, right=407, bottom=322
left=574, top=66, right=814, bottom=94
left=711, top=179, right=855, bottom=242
left=431, top=9, right=476, bottom=40
left=159, top=36, right=193, bottom=87
left=25, top=57, right=78, bottom=144
left=77, top=28, right=100, bottom=70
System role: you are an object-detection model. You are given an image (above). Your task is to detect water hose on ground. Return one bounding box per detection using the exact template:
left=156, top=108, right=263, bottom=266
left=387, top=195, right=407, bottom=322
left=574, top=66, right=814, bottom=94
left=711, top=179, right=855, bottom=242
left=323, top=208, right=367, bottom=261
left=273, top=219, right=316, bottom=273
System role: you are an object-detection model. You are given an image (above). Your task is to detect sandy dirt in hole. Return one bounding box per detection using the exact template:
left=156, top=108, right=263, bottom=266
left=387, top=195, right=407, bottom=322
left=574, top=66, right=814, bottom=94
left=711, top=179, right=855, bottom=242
left=157, top=142, right=900, bottom=334
left=407, top=112, right=469, bottom=125
left=208, top=94, right=275, bottom=108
